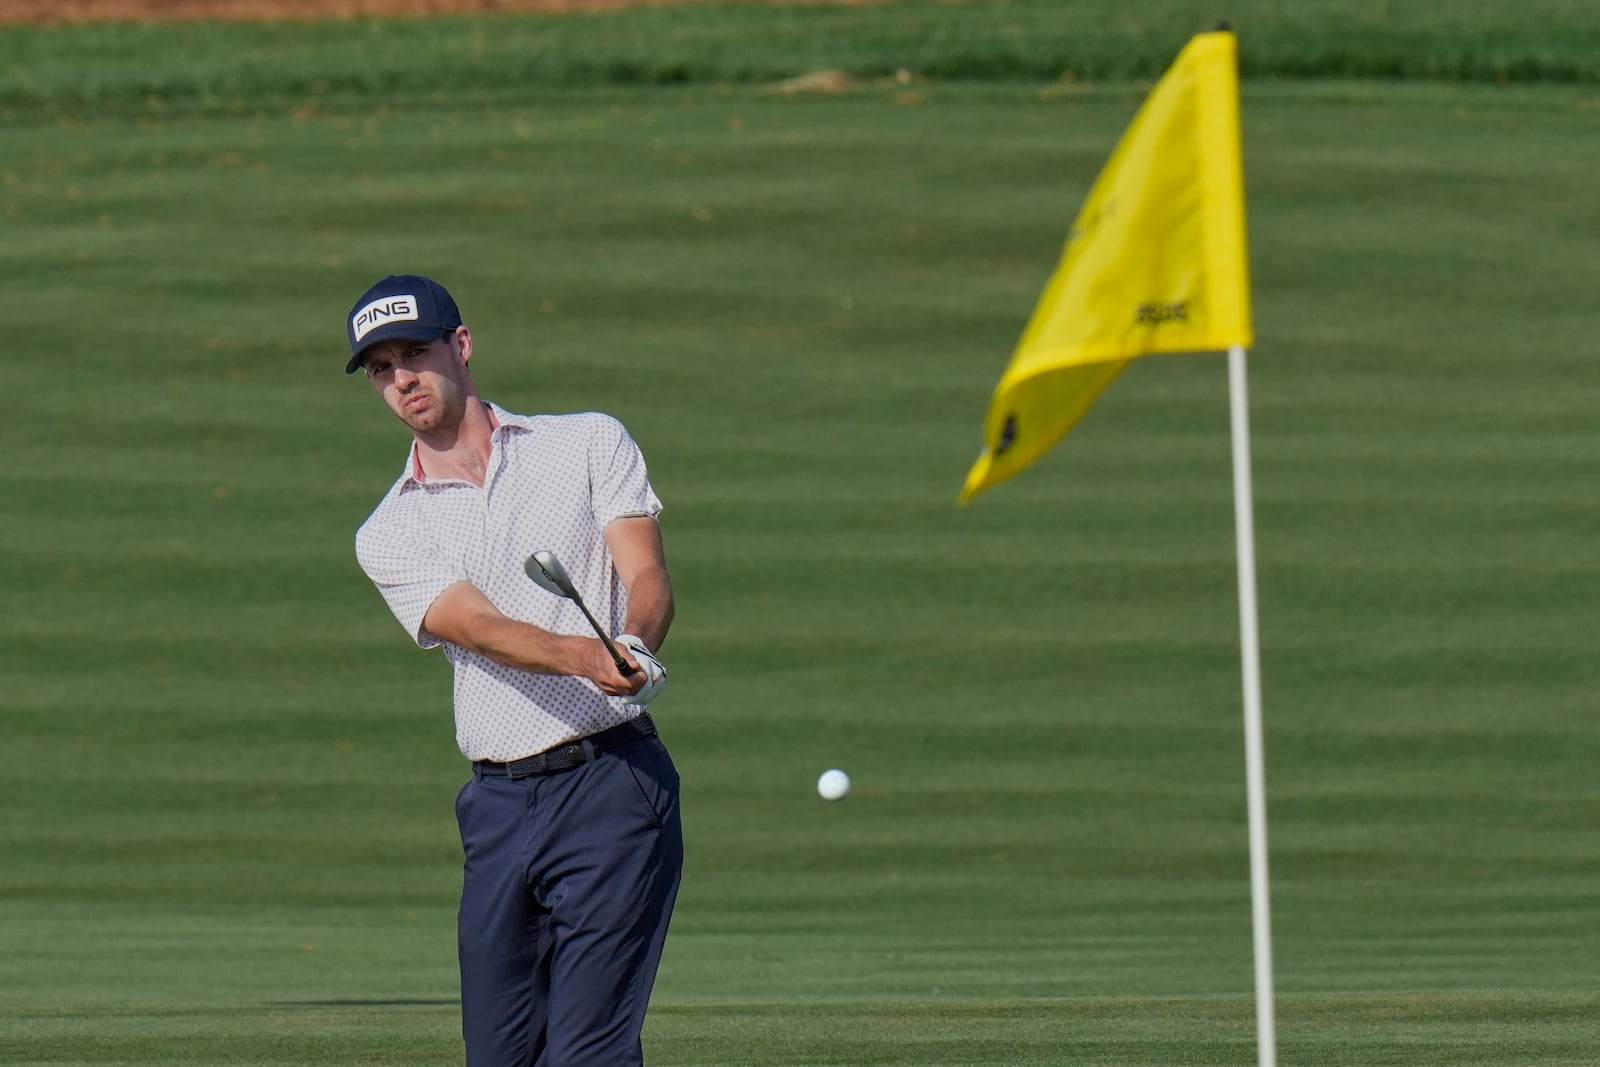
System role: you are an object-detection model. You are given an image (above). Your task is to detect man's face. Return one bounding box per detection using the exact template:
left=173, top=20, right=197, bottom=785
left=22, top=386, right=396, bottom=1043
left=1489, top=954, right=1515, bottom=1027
left=361, top=330, right=470, bottom=436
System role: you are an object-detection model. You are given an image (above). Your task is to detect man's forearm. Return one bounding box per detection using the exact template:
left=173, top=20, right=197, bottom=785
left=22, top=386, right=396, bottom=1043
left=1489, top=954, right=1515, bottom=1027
left=425, top=580, right=583, bottom=674
left=461, top=612, right=585, bottom=675
left=620, top=564, right=675, bottom=653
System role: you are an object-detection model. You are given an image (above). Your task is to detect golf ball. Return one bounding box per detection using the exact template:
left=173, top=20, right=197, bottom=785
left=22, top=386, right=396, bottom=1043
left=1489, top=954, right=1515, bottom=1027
left=817, top=769, right=851, bottom=800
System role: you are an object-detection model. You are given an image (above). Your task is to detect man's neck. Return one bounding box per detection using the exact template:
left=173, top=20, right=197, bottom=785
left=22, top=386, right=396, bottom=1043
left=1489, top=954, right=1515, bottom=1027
left=413, top=400, right=496, bottom=486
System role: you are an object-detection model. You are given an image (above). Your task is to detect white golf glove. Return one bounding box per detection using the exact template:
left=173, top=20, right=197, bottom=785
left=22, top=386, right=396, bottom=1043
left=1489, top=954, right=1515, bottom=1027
left=615, top=634, right=668, bottom=707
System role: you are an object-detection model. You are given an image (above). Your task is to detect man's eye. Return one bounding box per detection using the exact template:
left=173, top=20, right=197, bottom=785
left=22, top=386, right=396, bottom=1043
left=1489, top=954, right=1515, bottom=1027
left=369, top=362, right=391, bottom=376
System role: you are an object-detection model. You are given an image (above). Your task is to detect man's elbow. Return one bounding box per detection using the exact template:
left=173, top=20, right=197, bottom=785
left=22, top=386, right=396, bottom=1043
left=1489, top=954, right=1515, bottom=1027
left=422, top=583, right=500, bottom=656
left=454, top=611, right=501, bottom=657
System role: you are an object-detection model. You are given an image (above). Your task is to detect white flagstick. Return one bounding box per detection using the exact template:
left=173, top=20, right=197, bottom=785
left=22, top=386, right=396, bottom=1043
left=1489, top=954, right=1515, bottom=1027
left=1229, top=344, right=1277, bottom=1067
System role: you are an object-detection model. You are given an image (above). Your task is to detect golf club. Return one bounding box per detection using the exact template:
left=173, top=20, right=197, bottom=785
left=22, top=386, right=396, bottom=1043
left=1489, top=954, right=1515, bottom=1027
left=524, top=550, right=636, bottom=677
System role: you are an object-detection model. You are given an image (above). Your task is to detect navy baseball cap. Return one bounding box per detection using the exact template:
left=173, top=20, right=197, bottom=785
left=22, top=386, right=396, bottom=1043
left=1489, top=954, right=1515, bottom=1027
left=345, top=274, right=463, bottom=374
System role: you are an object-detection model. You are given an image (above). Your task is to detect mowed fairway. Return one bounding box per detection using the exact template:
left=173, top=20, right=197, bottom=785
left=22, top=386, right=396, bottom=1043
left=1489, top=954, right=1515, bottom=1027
left=3, top=45, right=1599, bottom=1067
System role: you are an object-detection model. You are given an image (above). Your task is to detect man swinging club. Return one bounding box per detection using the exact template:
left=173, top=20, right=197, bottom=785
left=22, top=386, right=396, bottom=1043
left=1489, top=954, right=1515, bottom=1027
left=347, top=273, right=681, bottom=1066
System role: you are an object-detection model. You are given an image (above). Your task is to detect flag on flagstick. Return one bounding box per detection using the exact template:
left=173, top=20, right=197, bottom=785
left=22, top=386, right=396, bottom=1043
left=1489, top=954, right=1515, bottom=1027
left=958, top=29, right=1278, bottom=1067
left=959, top=29, right=1252, bottom=505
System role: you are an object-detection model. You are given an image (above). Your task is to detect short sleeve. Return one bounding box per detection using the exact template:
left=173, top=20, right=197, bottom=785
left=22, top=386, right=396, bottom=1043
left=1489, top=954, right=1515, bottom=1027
left=355, top=511, right=466, bottom=649
left=589, top=415, right=663, bottom=529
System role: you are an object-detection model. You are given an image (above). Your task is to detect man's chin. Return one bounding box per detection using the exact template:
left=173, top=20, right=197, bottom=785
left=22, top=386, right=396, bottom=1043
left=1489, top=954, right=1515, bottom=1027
left=400, top=403, right=461, bottom=436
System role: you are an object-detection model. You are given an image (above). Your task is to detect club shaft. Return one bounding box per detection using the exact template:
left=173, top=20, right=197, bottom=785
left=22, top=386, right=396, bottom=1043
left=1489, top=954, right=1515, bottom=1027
left=569, top=593, right=635, bottom=675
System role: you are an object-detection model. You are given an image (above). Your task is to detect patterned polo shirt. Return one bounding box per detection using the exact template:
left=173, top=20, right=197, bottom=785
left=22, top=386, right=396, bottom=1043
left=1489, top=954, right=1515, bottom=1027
left=355, top=403, right=663, bottom=762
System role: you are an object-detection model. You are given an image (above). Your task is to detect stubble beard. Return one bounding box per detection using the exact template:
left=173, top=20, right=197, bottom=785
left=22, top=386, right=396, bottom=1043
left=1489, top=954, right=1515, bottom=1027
left=397, top=376, right=466, bottom=440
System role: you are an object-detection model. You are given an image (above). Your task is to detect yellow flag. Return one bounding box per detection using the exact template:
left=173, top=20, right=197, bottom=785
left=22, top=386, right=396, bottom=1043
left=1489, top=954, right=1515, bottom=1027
left=959, top=30, right=1252, bottom=505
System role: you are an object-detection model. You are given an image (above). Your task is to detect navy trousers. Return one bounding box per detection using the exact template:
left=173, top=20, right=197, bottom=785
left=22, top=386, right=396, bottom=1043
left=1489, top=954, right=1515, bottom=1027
left=455, top=734, right=682, bottom=1067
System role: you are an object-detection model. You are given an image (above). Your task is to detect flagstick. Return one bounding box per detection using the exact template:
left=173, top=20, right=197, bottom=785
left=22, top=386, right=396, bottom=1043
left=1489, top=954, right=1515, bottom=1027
left=1228, top=343, right=1277, bottom=1067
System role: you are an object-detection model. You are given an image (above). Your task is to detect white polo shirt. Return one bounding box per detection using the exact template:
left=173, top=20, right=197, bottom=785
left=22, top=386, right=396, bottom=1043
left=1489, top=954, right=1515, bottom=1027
left=355, top=403, right=663, bottom=762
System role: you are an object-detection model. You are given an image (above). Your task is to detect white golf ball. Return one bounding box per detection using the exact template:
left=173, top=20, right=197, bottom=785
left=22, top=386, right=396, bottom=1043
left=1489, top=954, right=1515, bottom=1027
left=817, top=769, right=851, bottom=800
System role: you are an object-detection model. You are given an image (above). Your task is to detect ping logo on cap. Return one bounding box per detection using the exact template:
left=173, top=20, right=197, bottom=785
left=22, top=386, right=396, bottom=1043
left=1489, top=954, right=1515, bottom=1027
left=351, top=295, right=419, bottom=342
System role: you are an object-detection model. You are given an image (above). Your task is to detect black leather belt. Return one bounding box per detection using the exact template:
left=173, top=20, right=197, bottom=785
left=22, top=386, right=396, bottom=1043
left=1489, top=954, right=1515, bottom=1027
left=473, top=714, right=657, bottom=779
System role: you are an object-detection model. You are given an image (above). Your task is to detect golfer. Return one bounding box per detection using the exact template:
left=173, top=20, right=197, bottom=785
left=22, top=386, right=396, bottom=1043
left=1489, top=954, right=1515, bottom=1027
left=347, top=274, right=683, bottom=1066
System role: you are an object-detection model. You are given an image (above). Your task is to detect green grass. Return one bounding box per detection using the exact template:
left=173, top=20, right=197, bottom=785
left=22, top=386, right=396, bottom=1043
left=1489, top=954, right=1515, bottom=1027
left=3, top=9, right=1600, bottom=1066
left=3, top=0, right=1600, bottom=116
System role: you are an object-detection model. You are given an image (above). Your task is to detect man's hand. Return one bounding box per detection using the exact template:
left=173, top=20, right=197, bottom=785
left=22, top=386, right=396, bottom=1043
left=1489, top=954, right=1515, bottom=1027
left=615, top=634, right=668, bottom=706
left=575, top=637, right=647, bottom=697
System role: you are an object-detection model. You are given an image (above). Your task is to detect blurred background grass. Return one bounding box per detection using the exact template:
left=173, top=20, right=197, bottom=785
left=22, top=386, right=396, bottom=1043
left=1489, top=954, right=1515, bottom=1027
left=2, top=2, right=1598, bottom=1064
left=4, top=0, right=1600, bottom=115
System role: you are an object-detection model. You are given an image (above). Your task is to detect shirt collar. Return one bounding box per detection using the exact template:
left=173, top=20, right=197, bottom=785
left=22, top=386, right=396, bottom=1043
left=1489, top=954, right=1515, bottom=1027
left=398, top=401, right=525, bottom=489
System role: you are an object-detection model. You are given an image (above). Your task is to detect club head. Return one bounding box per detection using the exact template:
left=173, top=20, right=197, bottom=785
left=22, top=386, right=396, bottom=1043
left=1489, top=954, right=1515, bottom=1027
left=524, top=550, right=576, bottom=599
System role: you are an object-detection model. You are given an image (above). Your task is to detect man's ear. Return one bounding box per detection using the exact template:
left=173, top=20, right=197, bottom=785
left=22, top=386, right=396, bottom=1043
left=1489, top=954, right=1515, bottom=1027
left=456, top=326, right=474, bottom=365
